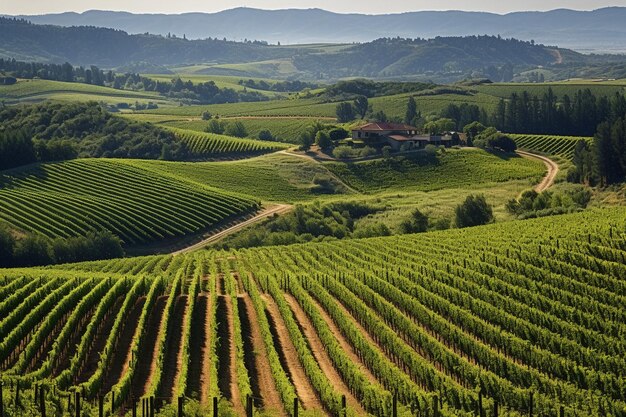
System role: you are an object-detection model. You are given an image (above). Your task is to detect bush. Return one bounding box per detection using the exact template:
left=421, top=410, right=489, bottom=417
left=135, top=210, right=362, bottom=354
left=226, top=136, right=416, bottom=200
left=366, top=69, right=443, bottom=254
left=399, top=208, right=429, bottom=234
left=258, top=129, right=274, bottom=141
left=201, top=111, right=212, bottom=120
left=205, top=119, right=225, bottom=134
left=329, top=127, right=349, bottom=141
left=455, top=195, right=493, bottom=228
left=333, top=146, right=354, bottom=159
left=225, top=121, right=248, bottom=138
left=316, top=130, right=332, bottom=150
left=358, top=146, right=378, bottom=157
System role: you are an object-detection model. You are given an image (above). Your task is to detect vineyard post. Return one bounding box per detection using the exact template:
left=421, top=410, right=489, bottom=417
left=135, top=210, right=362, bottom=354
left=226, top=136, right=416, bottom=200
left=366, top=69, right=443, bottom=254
left=132, top=398, right=137, bottom=417
left=393, top=393, right=398, bottom=417
left=528, top=392, right=533, bottom=417
left=432, top=395, right=439, bottom=417
left=99, top=395, right=103, bottom=417
left=493, top=400, right=498, bottom=417
left=111, top=391, right=115, bottom=413
left=341, top=394, right=346, bottom=417
left=293, top=398, right=298, bottom=417
left=75, top=391, right=80, bottom=417
left=39, top=385, right=46, bottom=417
left=142, top=398, right=146, bottom=417
left=150, top=396, right=155, bottom=417
left=246, top=395, right=252, bottom=417
left=178, top=396, right=183, bottom=417
left=213, top=397, right=218, bottom=417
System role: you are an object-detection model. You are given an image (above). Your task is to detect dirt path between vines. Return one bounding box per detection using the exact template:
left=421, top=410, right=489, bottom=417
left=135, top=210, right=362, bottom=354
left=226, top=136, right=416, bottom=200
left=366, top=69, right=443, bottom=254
left=136, top=296, right=167, bottom=398
left=216, top=275, right=246, bottom=416
left=307, top=296, right=380, bottom=387
left=517, top=150, right=559, bottom=193
left=172, top=204, right=293, bottom=255
left=159, top=296, right=188, bottom=399
left=103, top=297, right=144, bottom=393
left=261, top=294, right=326, bottom=414
left=284, top=294, right=366, bottom=415
left=189, top=293, right=215, bottom=404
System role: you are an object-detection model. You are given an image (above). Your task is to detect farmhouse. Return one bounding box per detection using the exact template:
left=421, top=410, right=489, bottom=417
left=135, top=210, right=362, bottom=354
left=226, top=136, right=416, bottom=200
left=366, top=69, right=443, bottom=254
left=351, top=122, right=459, bottom=151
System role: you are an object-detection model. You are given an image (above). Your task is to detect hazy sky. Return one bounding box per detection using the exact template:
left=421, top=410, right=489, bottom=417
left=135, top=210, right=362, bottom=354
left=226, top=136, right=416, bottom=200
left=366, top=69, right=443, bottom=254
left=2, top=0, right=625, bottom=15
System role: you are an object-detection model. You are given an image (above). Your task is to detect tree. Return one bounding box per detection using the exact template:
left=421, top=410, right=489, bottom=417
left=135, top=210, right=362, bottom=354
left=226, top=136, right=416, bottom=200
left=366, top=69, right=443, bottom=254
left=400, top=208, right=429, bottom=234
left=225, top=121, right=248, bottom=138
left=0, top=223, right=15, bottom=268
left=298, top=131, right=314, bottom=151
left=258, top=130, right=274, bottom=141
left=353, top=95, right=370, bottom=119
left=315, top=130, right=332, bottom=150
left=487, top=134, right=517, bottom=153
left=405, top=96, right=418, bottom=124
left=205, top=119, right=225, bottom=134
left=455, top=195, right=493, bottom=228
left=201, top=111, right=212, bottom=120
left=336, top=102, right=355, bottom=123
left=462, top=121, right=486, bottom=146
left=328, top=127, right=349, bottom=141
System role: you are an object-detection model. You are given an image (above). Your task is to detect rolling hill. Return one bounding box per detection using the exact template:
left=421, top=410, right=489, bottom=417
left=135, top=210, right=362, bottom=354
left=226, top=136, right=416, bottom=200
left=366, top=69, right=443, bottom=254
left=9, top=7, right=626, bottom=53
left=0, top=17, right=593, bottom=81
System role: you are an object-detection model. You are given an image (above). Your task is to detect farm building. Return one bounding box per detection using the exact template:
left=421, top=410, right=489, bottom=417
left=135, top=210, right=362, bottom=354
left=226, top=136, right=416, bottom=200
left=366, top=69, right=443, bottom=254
left=351, top=122, right=460, bottom=150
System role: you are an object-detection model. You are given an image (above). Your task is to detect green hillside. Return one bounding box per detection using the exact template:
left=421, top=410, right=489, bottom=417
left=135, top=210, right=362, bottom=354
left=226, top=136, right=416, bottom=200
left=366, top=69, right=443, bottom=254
left=2, top=207, right=624, bottom=416
left=0, top=159, right=258, bottom=246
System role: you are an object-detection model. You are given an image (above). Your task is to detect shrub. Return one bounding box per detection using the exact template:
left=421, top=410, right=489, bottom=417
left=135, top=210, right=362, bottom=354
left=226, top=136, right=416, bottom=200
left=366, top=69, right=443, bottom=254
left=316, top=130, right=332, bottom=150
left=225, top=121, right=248, bottom=138
left=258, top=129, right=274, bottom=141
left=329, top=127, right=349, bottom=141
left=455, top=195, right=493, bottom=228
left=205, top=119, right=225, bottom=134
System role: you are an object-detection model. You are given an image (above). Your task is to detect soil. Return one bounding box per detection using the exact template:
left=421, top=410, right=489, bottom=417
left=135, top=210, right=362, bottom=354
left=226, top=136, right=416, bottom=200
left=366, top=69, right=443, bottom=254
left=101, top=297, right=145, bottom=394
left=262, top=294, right=326, bottom=414
left=158, top=296, right=188, bottom=399
left=284, top=294, right=366, bottom=415
left=134, top=296, right=167, bottom=398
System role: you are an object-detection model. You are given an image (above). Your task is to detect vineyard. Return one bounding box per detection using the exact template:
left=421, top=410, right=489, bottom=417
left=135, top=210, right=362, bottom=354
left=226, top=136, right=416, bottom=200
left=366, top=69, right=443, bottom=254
left=1, top=207, right=625, bottom=416
left=509, top=134, right=592, bottom=160
left=0, top=159, right=259, bottom=245
left=171, top=127, right=289, bottom=159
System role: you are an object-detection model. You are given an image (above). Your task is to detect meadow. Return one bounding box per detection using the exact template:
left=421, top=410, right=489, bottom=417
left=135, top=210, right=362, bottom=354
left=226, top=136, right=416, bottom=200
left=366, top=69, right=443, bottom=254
left=0, top=79, right=176, bottom=107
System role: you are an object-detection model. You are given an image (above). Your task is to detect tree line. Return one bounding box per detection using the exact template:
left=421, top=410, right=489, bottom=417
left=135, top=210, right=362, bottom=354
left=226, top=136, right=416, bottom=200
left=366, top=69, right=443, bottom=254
left=0, top=102, right=188, bottom=170
left=490, top=88, right=626, bottom=137
left=0, top=224, right=124, bottom=267
left=0, top=58, right=269, bottom=105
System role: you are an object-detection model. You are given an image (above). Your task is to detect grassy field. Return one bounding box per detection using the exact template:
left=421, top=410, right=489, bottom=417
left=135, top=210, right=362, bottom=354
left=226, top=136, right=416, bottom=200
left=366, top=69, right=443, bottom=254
left=325, top=148, right=544, bottom=194
left=0, top=79, right=176, bottom=107
left=2, top=207, right=624, bottom=416
left=473, top=80, right=626, bottom=99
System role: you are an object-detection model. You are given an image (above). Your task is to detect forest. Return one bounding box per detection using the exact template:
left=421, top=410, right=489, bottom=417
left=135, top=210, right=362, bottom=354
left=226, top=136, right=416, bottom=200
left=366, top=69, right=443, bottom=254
left=0, top=102, right=188, bottom=170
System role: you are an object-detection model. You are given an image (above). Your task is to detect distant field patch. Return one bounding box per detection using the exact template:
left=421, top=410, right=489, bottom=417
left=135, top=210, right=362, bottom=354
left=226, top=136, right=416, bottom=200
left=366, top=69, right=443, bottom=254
left=509, top=134, right=592, bottom=159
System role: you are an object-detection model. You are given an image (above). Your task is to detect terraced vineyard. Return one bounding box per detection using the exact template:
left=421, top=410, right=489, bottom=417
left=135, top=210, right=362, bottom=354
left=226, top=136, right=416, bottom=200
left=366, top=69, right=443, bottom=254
left=1, top=207, right=625, bottom=416
left=171, top=127, right=289, bottom=159
left=509, top=134, right=592, bottom=160
left=0, top=159, right=258, bottom=246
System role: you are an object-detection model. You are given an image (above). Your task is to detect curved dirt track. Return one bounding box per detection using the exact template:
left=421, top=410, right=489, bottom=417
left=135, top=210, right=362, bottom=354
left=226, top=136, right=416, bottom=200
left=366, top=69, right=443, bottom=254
left=172, top=205, right=293, bottom=255
left=517, top=150, right=559, bottom=192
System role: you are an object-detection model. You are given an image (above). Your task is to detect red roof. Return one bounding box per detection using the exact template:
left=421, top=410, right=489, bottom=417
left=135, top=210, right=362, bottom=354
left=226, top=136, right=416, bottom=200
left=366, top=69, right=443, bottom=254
left=353, top=122, right=418, bottom=132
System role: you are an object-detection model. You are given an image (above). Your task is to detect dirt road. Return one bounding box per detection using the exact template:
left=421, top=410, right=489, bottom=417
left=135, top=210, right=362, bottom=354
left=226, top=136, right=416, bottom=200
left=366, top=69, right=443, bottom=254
left=172, top=204, right=292, bottom=255
left=516, top=150, right=559, bottom=192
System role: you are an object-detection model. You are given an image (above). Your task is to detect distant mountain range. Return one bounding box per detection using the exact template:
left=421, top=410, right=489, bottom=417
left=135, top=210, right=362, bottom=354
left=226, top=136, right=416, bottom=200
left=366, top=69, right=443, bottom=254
left=1, top=17, right=590, bottom=82
left=7, top=7, right=626, bottom=53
